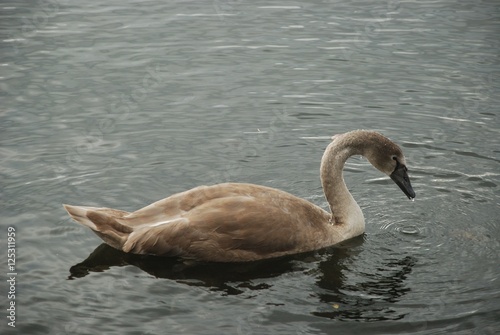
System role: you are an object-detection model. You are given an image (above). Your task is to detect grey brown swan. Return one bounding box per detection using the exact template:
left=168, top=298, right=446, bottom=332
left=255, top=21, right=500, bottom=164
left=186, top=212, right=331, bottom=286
left=64, top=130, right=415, bottom=262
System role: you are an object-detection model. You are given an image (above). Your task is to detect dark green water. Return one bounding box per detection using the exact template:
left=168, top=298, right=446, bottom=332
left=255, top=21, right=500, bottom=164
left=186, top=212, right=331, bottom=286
left=1, top=0, right=499, bottom=334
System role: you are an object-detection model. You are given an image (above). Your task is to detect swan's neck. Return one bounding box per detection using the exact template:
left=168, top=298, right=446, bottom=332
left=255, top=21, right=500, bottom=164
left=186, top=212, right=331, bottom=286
left=320, top=139, right=365, bottom=237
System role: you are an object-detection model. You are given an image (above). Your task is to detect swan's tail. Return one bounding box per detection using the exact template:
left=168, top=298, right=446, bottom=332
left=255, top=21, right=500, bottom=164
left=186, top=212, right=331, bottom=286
left=63, top=204, right=133, bottom=250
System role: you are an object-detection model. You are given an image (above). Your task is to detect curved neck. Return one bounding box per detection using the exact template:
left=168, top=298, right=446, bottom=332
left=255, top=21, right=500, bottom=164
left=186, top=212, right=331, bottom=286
left=320, top=139, right=365, bottom=231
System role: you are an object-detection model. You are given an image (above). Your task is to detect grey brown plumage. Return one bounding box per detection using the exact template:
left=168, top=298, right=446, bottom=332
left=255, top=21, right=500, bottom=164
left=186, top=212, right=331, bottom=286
left=64, top=130, right=415, bottom=262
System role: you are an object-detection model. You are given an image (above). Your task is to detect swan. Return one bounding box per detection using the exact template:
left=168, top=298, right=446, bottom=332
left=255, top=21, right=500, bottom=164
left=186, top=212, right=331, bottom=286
left=64, top=130, right=415, bottom=262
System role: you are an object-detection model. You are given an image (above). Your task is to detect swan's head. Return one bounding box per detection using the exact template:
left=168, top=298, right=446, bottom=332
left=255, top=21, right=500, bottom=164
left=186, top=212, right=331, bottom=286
left=361, top=131, right=416, bottom=200
left=332, top=130, right=416, bottom=200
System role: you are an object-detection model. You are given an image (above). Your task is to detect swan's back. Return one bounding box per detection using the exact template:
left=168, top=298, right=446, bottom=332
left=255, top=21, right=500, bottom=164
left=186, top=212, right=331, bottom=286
left=65, top=183, right=334, bottom=262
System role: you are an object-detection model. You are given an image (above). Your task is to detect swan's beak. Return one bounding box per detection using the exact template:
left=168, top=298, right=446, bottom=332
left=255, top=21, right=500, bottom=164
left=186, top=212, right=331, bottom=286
left=390, top=165, right=416, bottom=200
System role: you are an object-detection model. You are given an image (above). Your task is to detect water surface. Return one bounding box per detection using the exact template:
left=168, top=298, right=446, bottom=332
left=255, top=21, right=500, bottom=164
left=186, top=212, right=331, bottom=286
left=1, top=0, right=499, bottom=334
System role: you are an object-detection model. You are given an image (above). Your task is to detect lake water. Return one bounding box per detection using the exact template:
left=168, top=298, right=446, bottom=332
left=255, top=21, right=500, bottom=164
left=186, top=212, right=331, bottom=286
left=1, top=0, right=499, bottom=334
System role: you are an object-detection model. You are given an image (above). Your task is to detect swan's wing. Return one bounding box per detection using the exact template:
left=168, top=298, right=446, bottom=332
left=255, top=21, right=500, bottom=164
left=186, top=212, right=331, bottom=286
left=123, top=194, right=330, bottom=262
left=121, top=183, right=258, bottom=227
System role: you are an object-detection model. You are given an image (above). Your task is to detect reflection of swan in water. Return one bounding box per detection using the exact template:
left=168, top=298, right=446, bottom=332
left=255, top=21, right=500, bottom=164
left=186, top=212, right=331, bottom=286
left=63, top=130, right=415, bottom=262
left=69, top=239, right=416, bottom=321
left=68, top=243, right=306, bottom=293
left=314, top=254, right=417, bottom=320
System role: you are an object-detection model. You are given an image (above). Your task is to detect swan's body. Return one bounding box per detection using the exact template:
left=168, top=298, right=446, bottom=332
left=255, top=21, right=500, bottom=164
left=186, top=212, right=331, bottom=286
left=64, top=130, right=415, bottom=262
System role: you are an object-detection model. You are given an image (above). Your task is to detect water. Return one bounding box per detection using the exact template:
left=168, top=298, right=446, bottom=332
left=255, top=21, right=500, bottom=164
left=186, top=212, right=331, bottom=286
left=1, top=0, right=499, bottom=334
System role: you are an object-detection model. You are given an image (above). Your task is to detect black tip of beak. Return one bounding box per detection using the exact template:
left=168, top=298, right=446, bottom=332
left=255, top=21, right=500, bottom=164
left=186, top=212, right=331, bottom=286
left=390, top=165, right=416, bottom=200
